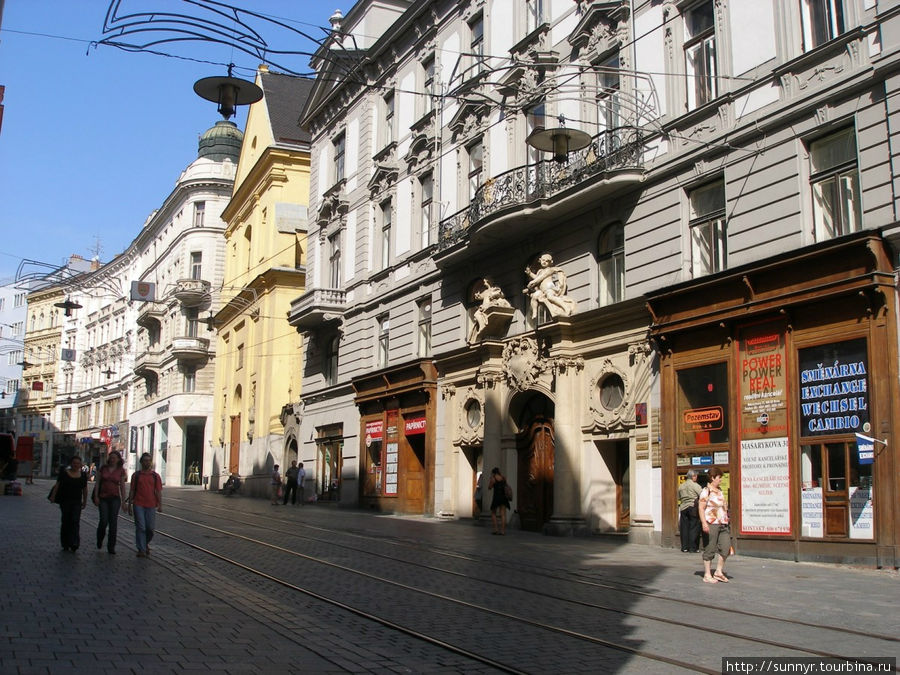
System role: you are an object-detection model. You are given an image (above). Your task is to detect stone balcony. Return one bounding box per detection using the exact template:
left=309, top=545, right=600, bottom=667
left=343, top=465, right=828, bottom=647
left=174, top=278, right=211, bottom=307
left=136, top=304, right=164, bottom=329
left=435, top=127, right=644, bottom=267
left=171, top=336, right=210, bottom=363
left=133, top=348, right=163, bottom=377
left=287, top=288, right=347, bottom=331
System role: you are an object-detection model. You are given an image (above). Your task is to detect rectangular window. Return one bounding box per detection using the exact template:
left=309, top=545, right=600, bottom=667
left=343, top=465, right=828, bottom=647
left=381, top=202, right=392, bottom=270
left=184, top=366, right=196, bottom=393
left=324, top=336, right=339, bottom=386
left=422, top=56, right=435, bottom=115
left=689, top=180, right=726, bottom=277
left=378, top=315, right=390, bottom=368
left=193, top=201, right=205, bottom=228
left=186, top=308, right=199, bottom=338
left=526, top=102, right=546, bottom=165
left=469, top=15, right=484, bottom=77
left=237, top=343, right=244, bottom=370
left=383, top=92, right=395, bottom=146
left=468, top=140, right=483, bottom=202
left=417, top=299, right=432, bottom=357
left=599, top=224, right=625, bottom=305
left=810, top=128, right=860, bottom=241
left=420, top=173, right=433, bottom=248
left=526, top=0, right=544, bottom=34
left=598, top=54, right=621, bottom=135
left=6, top=379, right=19, bottom=394
left=61, top=407, right=71, bottom=431
left=328, top=231, right=342, bottom=288
left=676, top=361, right=730, bottom=447
left=77, top=404, right=90, bottom=429
left=684, top=1, right=717, bottom=110
left=190, top=252, right=202, bottom=280
left=801, top=0, right=845, bottom=51
left=334, top=133, right=346, bottom=183
left=13, top=293, right=24, bottom=307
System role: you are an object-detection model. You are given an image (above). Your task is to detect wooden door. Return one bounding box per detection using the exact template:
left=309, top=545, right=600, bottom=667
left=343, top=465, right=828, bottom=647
left=402, top=435, right=425, bottom=513
left=517, top=417, right=555, bottom=531
left=229, top=414, right=241, bottom=475
left=614, top=441, right=631, bottom=531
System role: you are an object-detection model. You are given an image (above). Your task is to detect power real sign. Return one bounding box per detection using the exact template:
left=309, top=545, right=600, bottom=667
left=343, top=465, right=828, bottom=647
left=738, top=323, right=791, bottom=536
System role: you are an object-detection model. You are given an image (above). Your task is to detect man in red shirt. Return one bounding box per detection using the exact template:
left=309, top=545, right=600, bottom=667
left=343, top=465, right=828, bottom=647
left=126, top=453, right=162, bottom=558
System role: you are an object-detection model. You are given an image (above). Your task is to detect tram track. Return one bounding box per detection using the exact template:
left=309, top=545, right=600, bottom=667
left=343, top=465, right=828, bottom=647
left=163, top=496, right=900, bottom=646
left=150, top=497, right=898, bottom=673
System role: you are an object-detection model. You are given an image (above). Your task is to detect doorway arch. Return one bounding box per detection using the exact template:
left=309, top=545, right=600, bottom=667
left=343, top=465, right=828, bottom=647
left=512, top=393, right=555, bottom=532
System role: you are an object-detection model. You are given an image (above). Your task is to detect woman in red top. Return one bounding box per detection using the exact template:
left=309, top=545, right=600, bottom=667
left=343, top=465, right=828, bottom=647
left=126, top=453, right=162, bottom=558
left=92, top=450, right=127, bottom=554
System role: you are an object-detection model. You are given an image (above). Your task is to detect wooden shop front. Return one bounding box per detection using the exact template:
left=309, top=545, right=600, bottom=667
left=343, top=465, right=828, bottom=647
left=648, top=233, right=900, bottom=567
left=353, top=360, right=436, bottom=515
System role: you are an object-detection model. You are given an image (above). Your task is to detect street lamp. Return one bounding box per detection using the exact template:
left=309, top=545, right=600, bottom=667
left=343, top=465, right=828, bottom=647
left=193, top=64, right=263, bottom=120
left=526, top=115, right=592, bottom=162
left=54, top=297, right=83, bottom=317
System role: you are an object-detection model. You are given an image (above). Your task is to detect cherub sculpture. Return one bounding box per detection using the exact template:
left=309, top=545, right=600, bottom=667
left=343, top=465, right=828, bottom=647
left=524, top=253, right=576, bottom=319
left=467, top=278, right=512, bottom=344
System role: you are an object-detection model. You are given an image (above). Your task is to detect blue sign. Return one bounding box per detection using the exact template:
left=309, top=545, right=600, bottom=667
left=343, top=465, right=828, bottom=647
left=855, top=433, right=875, bottom=465
left=692, top=455, right=713, bottom=466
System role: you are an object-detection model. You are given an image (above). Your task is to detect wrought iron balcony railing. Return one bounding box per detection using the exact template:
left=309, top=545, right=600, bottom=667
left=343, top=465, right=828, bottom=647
left=438, top=127, right=643, bottom=252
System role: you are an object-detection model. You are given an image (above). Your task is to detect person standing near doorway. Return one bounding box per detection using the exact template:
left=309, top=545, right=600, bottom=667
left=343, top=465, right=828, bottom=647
left=677, top=469, right=702, bottom=552
left=488, top=467, right=511, bottom=535
left=126, top=453, right=162, bottom=558
left=283, top=461, right=299, bottom=505
left=270, top=464, right=282, bottom=505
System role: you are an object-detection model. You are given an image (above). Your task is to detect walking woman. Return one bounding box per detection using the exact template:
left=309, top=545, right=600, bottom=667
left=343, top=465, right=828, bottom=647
left=92, top=450, right=127, bottom=554
left=126, top=452, right=162, bottom=558
left=698, top=466, right=731, bottom=583
left=48, top=455, right=88, bottom=552
left=488, top=467, right=511, bottom=535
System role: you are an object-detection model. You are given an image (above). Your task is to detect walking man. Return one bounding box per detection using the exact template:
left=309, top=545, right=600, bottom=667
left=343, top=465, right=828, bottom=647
left=126, top=453, right=162, bottom=558
left=678, top=469, right=702, bottom=552
left=283, top=461, right=299, bottom=505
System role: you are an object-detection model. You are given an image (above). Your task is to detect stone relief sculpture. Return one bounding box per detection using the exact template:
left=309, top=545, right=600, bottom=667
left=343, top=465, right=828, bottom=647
left=467, top=277, right=512, bottom=344
left=524, top=253, right=576, bottom=319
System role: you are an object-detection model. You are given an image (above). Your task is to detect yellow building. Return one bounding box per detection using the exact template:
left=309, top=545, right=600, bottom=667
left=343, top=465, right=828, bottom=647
left=211, top=67, right=313, bottom=495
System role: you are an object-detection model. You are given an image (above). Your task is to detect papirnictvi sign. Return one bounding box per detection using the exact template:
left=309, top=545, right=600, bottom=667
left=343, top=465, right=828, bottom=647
left=798, top=338, right=869, bottom=436
left=738, top=322, right=788, bottom=439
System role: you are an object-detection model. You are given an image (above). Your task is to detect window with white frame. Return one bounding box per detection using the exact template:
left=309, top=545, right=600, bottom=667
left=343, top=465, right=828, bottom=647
left=420, top=173, right=434, bottom=248
left=469, top=14, right=484, bottom=78
left=193, top=201, right=205, bottom=228
left=324, top=335, right=339, bottom=386
left=333, top=132, right=346, bottom=183
left=6, top=379, right=19, bottom=395
left=328, top=231, right=341, bottom=288
left=809, top=127, right=860, bottom=241
left=11, top=321, right=22, bottom=336
left=599, top=224, right=625, bottom=306
left=525, top=101, right=546, bottom=165
left=190, top=252, right=202, bottom=280
left=526, top=0, right=545, bottom=34
left=801, top=0, right=845, bottom=51
left=467, top=140, right=483, bottom=203
left=689, top=180, right=727, bottom=277
left=13, top=293, right=24, bottom=307
left=684, top=1, right=717, bottom=110
left=380, top=201, right=392, bottom=270
left=186, top=308, right=199, bottom=338
left=377, top=314, right=390, bottom=368
left=183, top=366, right=196, bottom=393
left=422, top=55, right=435, bottom=116
left=598, top=53, right=621, bottom=135
left=417, top=298, right=432, bottom=357
left=61, top=407, right=71, bottom=431
left=383, top=91, right=395, bottom=147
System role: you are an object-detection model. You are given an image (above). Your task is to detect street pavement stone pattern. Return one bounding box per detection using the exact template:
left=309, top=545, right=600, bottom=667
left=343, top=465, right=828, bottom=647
left=1, top=479, right=898, bottom=674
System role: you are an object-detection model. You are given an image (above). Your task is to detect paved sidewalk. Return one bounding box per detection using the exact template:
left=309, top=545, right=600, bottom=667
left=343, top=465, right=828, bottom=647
left=2, top=479, right=898, bottom=674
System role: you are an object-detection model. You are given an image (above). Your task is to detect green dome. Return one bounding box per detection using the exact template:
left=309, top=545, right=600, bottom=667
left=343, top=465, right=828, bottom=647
left=198, top=120, right=243, bottom=161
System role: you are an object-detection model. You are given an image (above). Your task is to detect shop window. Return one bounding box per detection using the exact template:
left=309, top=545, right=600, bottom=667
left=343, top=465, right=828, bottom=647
left=801, top=0, right=845, bottom=51
left=689, top=179, right=726, bottom=277
left=598, top=223, right=624, bottom=306
left=801, top=442, right=873, bottom=539
left=809, top=128, right=860, bottom=241
left=676, top=362, right=729, bottom=447
left=317, top=424, right=343, bottom=501
left=684, top=0, right=717, bottom=110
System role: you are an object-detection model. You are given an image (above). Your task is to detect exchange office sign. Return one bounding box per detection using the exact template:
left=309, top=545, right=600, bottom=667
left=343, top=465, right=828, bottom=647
left=798, top=338, right=869, bottom=436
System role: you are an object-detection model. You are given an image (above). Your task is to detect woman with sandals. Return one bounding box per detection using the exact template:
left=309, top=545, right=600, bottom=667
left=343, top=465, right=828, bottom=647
left=699, top=466, right=731, bottom=583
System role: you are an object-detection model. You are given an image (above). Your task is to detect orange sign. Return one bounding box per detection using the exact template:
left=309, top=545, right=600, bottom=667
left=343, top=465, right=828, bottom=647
left=683, top=406, right=724, bottom=432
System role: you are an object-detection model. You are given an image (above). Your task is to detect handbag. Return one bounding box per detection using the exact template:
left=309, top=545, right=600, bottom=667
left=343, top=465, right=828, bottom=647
left=504, top=483, right=513, bottom=501
left=47, top=485, right=59, bottom=503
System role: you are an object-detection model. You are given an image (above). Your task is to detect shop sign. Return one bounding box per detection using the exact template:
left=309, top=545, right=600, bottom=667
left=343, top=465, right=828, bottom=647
left=801, top=487, right=823, bottom=538
left=676, top=455, right=691, bottom=467
left=365, top=420, right=383, bottom=447
left=691, top=455, right=713, bottom=466
left=682, top=407, right=723, bottom=433
left=739, top=437, right=791, bottom=535
left=738, top=323, right=788, bottom=439
left=404, top=415, right=426, bottom=435
left=848, top=486, right=874, bottom=540
left=855, top=433, right=875, bottom=465
left=713, top=451, right=729, bottom=464
left=798, top=338, right=869, bottom=436
left=31, top=381, right=44, bottom=391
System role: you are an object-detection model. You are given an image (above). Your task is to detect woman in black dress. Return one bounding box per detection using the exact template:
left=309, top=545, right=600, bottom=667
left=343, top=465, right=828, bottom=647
left=488, top=467, right=511, bottom=535
left=48, top=455, right=88, bottom=552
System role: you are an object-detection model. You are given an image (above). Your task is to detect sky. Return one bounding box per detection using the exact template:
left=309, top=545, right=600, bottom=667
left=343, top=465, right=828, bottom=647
left=0, top=0, right=351, bottom=283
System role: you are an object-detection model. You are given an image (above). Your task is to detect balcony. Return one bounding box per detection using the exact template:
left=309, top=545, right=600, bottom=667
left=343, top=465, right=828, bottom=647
left=133, top=348, right=163, bottom=377
left=171, top=336, right=210, bottom=362
left=136, top=305, right=164, bottom=329
left=174, top=278, right=211, bottom=307
left=287, top=288, right=347, bottom=331
left=435, top=127, right=644, bottom=265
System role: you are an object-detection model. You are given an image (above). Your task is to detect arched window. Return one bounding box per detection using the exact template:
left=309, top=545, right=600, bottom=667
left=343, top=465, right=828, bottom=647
left=598, top=223, right=624, bottom=306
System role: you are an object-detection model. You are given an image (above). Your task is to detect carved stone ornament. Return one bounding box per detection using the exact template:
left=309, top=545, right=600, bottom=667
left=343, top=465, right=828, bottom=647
left=467, top=278, right=513, bottom=344
left=503, top=337, right=545, bottom=392
left=587, top=358, right=633, bottom=433
left=524, top=253, right=577, bottom=320
left=455, top=387, right=485, bottom=446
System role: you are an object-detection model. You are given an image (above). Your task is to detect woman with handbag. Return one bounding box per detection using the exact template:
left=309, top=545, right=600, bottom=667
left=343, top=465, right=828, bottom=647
left=92, top=450, right=128, bottom=554
left=48, top=455, right=88, bottom=552
left=698, top=466, right=731, bottom=583
left=488, top=467, right=511, bottom=536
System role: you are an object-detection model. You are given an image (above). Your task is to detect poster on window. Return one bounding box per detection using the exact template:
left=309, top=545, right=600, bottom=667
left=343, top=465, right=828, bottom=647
left=738, top=322, right=788, bottom=439
left=740, top=437, right=791, bottom=535
left=384, top=442, right=399, bottom=496
left=797, top=338, right=869, bottom=437
left=848, top=486, right=874, bottom=540
left=801, top=487, right=823, bottom=538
